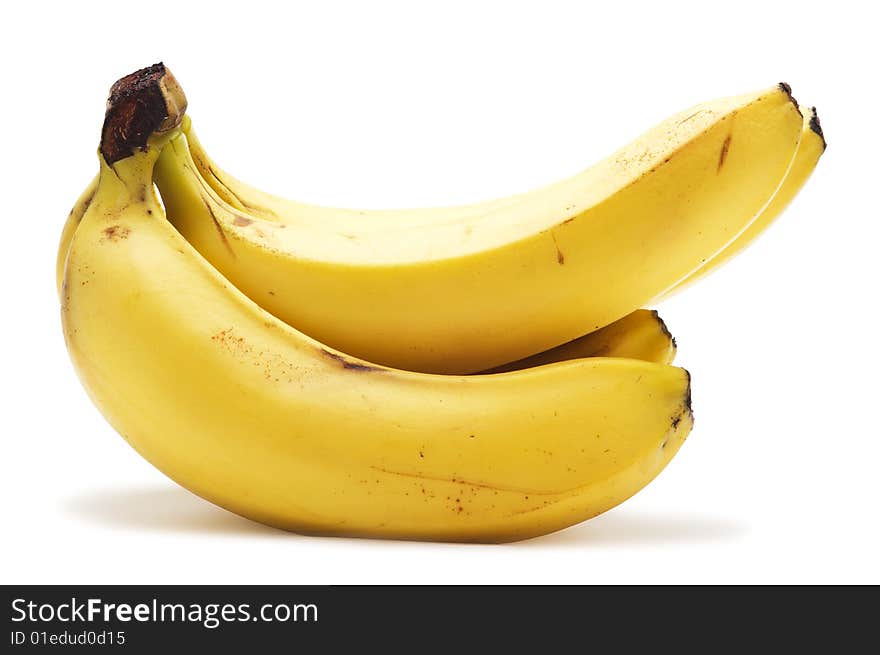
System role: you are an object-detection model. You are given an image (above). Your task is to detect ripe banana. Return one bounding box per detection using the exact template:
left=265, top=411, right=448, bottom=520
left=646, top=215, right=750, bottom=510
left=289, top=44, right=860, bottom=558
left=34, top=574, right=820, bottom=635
left=481, top=309, right=675, bottom=373
left=58, top=107, right=822, bottom=328
left=660, top=106, right=825, bottom=298
left=61, top=130, right=693, bottom=542
left=154, top=85, right=803, bottom=373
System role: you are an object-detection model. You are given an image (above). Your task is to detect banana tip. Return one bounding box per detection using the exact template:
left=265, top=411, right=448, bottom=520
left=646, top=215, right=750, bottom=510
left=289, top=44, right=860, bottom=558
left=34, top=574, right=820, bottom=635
left=809, top=107, right=827, bottom=150
left=652, top=309, right=675, bottom=344
left=683, top=369, right=693, bottom=421
left=777, top=82, right=802, bottom=117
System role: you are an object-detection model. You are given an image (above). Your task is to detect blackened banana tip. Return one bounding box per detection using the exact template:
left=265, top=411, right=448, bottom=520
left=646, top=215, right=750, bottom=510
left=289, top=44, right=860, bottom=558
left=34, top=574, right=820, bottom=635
left=652, top=310, right=675, bottom=345
left=683, top=369, right=693, bottom=421
left=777, top=82, right=802, bottom=116
left=809, top=107, right=827, bottom=151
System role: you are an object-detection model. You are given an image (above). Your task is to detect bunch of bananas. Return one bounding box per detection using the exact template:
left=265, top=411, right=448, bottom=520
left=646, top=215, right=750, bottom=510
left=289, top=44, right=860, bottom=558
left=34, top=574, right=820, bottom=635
left=57, top=64, right=824, bottom=542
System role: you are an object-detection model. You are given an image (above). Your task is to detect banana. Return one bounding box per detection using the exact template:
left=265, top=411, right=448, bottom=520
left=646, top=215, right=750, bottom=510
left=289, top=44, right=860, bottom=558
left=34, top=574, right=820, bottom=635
left=481, top=309, right=675, bottom=373
left=58, top=106, right=822, bottom=321
left=154, top=83, right=803, bottom=374
left=61, top=79, right=693, bottom=541
left=660, top=106, right=825, bottom=298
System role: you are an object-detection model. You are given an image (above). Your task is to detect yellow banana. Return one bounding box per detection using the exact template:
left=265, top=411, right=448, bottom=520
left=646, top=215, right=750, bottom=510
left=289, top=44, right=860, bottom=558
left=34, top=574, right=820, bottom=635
left=481, top=309, right=675, bottom=373
left=61, top=79, right=693, bottom=541
left=661, top=106, right=825, bottom=298
left=154, top=84, right=803, bottom=374
left=58, top=106, right=822, bottom=316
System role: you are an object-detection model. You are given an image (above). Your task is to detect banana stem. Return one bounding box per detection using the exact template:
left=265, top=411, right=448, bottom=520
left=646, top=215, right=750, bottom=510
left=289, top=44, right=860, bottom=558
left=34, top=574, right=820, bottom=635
left=100, top=63, right=188, bottom=164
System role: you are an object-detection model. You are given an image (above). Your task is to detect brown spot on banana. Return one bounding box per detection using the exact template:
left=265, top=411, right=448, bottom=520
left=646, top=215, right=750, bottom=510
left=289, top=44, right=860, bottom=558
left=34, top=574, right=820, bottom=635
left=676, top=109, right=707, bottom=125
left=102, top=225, right=131, bottom=241
left=321, top=348, right=381, bottom=372
left=717, top=134, right=732, bottom=172
left=550, top=232, right=565, bottom=265
left=201, top=196, right=236, bottom=257
left=370, top=466, right=546, bottom=495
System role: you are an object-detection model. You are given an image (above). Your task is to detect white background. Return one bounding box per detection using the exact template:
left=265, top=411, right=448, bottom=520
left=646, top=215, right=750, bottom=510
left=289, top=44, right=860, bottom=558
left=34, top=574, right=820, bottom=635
left=2, top=0, right=877, bottom=584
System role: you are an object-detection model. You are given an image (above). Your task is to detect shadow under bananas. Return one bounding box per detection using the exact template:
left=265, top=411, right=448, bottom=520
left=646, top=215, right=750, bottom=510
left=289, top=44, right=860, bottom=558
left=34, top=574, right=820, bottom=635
left=65, top=484, right=746, bottom=546
left=64, top=485, right=283, bottom=537
left=523, top=511, right=747, bottom=547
